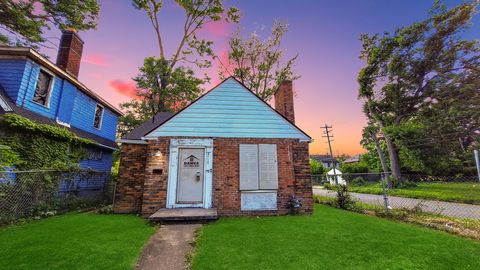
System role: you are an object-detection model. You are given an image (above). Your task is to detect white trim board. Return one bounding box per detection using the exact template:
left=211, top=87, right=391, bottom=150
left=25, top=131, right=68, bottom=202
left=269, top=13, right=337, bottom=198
left=166, top=138, right=213, bottom=209
left=0, top=94, right=12, bottom=112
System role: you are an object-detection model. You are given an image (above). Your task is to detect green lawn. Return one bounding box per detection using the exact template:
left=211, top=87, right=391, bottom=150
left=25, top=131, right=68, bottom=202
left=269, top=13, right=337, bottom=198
left=192, top=204, right=480, bottom=270
left=349, top=182, right=480, bottom=204
left=0, top=213, right=155, bottom=270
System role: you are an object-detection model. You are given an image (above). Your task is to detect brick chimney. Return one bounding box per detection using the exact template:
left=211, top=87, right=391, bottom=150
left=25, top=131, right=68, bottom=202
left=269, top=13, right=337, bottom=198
left=56, top=30, right=84, bottom=78
left=274, top=80, right=295, bottom=124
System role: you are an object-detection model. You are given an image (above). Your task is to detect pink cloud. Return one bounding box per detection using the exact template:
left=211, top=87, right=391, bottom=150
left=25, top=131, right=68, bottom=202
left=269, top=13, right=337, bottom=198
left=82, top=54, right=109, bottom=66
left=201, top=20, right=233, bottom=38
left=108, top=79, right=138, bottom=98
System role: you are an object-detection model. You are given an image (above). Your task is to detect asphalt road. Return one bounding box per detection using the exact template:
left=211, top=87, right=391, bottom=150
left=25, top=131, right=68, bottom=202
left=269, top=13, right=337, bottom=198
left=313, top=187, right=480, bottom=219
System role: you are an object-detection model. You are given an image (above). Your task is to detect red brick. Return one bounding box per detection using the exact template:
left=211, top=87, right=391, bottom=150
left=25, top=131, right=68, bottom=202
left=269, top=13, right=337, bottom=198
left=114, top=137, right=313, bottom=217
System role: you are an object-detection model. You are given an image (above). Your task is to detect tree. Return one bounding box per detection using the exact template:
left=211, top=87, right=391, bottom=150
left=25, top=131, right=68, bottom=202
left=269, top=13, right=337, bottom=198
left=219, top=21, right=299, bottom=101
left=340, top=161, right=369, bottom=174
left=0, top=0, right=99, bottom=49
left=310, top=158, right=326, bottom=175
left=119, top=0, right=239, bottom=135
left=357, top=1, right=479, bottom=180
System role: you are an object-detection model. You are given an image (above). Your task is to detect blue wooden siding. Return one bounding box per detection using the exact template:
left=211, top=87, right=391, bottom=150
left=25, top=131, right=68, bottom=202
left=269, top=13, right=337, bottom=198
left=147, top=78, right=310, bottom=139
left=0, top=58, right=118, bottom=142
left=0, top=59, right=28, bottom=102
left=79, top=149, right=114, bottom=172
left=56, top=80, right=76, bottom=124
left=70, top=91, right=117, bottom=141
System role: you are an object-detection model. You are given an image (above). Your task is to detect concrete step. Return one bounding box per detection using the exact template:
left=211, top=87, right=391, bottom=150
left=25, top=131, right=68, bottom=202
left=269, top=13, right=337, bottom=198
left=149, top=208, right=218, bottom=222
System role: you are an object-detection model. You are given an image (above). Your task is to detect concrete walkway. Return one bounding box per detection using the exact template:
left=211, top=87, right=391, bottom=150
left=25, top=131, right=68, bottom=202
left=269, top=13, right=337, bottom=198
left=135, top=224, right=202, bottom=270
left=313, top=187, right=480, bottom=220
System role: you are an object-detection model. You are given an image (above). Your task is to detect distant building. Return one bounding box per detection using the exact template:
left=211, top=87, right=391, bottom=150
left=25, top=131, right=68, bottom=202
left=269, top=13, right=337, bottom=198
left=326, top=168, right=346, bottom=185
left=310, top=154, right=339, bottom=169
left=344, top=155, right=361, bottom=164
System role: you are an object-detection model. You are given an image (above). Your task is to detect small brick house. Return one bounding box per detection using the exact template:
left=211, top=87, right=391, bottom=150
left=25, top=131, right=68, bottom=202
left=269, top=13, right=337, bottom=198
left=114, top=77, right=313, bottom=218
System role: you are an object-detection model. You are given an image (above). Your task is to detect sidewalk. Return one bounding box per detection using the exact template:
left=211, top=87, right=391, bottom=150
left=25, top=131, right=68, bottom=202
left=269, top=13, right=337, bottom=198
left=135, top=224, right=202, bottom=270
left=313, top=187, right=480, bottom=219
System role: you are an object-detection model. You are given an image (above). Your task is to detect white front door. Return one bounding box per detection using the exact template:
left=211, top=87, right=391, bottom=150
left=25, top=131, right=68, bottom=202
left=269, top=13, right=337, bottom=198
left=166, top=139, right=213, bottom=209
left=176, top=148, right=205, bottom=204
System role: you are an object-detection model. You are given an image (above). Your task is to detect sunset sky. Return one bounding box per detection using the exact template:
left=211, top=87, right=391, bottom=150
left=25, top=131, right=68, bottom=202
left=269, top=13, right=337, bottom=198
left=40, top=0, right=479, bottom=155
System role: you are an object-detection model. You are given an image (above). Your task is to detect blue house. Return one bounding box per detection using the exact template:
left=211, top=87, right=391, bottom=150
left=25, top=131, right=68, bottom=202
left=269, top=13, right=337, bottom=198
left=0, top=30, right=122, bottom=172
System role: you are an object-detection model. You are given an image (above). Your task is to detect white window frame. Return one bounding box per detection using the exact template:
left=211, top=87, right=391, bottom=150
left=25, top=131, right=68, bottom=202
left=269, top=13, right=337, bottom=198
left=32, top=68, right=55, bottom=108
left=93, top=103, right=104, bottom=130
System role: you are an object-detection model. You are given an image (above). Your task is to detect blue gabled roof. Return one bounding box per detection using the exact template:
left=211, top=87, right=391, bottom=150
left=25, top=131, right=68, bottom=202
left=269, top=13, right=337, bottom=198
left=144, top=77, right=311, bottom=141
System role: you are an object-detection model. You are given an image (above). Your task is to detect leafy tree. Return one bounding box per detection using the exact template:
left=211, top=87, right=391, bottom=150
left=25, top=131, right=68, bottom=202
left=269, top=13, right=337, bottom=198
left=219, top=21, right=299, bottom=101
left=340, top=161, right=369, bottom=174
left=357, top=1, right=479, bottom=180
left=0, top=0, right=99, bottom=49
left=119, top=0, right=239, bottom=136
left=310, top=158, right=325, bottom=175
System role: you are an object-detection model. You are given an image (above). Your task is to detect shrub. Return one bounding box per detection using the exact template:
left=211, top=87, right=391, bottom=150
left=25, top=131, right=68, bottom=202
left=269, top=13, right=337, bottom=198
left=391, top=178, right=418, bottom=188
left=313, top=195, right=336, bottom=207
left=97, top=205, right=114, bottom=214
left=335, top=184, right=358, bottom=211
left=340, top=161, right=369, bottom=174
left=349, top=177, right=366, bottom=186
left=323, top=183, right=334, bottom=190
left=398, top=180, right=418, bottom=188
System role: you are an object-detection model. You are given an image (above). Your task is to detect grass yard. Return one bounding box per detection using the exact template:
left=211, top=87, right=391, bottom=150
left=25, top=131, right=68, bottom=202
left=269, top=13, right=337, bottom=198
left=0, top=213, right=155, bottom=270
left=348, top=182, right=480, bottom=204
left=192, top=204, right=480, bottom=270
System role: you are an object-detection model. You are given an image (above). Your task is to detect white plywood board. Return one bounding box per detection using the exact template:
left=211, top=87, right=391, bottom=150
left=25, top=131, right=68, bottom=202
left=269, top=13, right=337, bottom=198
left=241, top=191, right=277, bottom=210
left=259, top=144, right=278, bottom=189
left=239, top=144, right=259, bottom=190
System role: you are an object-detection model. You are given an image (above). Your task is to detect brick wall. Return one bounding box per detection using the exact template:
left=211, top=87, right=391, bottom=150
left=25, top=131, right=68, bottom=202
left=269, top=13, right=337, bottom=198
left=115, top=137, right=313, bottom=217
left=213, top=138, right=312, bottom=216
left=141, top=139, right=170, bottom=217
left=274, top=80, right=295, bottom=124
left=56, top=30, right=84, bottom=78
left=113, top=143, right=147, bottom=213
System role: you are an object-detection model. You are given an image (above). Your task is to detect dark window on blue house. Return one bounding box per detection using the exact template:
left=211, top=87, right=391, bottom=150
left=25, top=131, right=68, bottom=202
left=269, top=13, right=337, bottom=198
left=33, top=70, right=53, bottom=106
left=86, top=148, right=103, bottom=160
left=94, top=104, right=104, bottom=129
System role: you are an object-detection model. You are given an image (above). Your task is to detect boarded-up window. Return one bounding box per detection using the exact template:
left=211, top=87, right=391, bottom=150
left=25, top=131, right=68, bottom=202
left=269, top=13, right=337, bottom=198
left=259, top=144, right=278, bottom=189
left=239, top=144, right=278, bottom=190
left=239, top=144, right=259, bottom=190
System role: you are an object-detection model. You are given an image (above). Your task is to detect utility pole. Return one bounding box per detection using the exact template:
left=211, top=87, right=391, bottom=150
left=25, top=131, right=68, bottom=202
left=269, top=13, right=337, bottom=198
left=475, top=150, right=480, bottom=183
left=322, top=124, right=338, bottom=185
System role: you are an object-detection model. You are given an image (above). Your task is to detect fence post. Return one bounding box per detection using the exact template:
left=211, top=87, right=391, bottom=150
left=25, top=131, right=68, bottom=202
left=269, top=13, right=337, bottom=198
left=475, top=150, right=480, bottom=183
left=381, top=173, right=390, bottom=212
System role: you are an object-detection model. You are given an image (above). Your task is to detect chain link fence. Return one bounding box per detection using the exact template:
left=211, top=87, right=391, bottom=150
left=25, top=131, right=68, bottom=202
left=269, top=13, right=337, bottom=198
left=0, top=170, right=115, bottom=224
left=312, top=172, right=480, bottom=220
